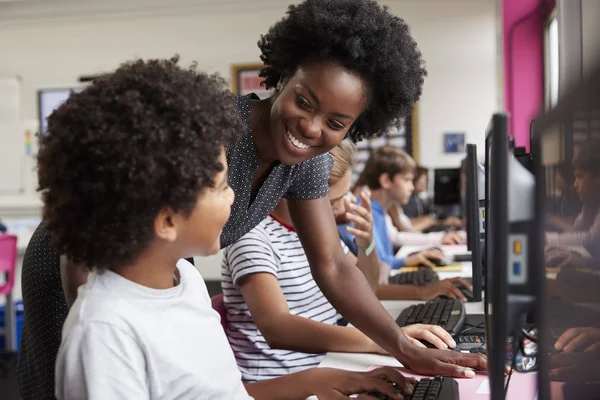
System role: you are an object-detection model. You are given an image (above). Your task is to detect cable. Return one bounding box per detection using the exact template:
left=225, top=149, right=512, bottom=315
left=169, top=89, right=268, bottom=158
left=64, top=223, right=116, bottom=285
left=458, top=322, right=485, bottom=336
left=503, top=336, right=520, bottom=398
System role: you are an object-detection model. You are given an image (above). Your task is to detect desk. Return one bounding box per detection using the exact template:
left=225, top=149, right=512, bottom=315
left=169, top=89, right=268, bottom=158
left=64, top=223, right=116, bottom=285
left=317, top=300, right=539, bottom=399
left=395, top=245, right=474, bottom=280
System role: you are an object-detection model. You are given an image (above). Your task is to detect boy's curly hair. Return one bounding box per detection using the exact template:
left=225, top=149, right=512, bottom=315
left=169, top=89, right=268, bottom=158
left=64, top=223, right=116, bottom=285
left=258, top=0, right=426, bottom=142
left=37, top=57, right=242, bottom=270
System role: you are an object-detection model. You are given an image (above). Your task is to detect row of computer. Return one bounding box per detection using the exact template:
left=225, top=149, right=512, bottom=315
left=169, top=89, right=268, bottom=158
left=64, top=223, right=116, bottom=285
left=388, top=74, right=600, bottom=399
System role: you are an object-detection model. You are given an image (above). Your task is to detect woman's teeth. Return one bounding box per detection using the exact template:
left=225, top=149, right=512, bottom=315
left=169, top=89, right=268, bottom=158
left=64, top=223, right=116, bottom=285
left=286, top=130, right=309, bottom=150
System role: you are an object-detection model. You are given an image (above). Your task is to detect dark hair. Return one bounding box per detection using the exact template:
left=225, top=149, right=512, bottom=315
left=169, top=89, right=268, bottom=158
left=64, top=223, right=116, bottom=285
left=556, top=161, right=575, bottom=186
left=573, top=141, right=600, bottom=176
left=37, top=57, right=242, bottom=270
left=258, top=0, right=426, bottom=142
left=414, top=166, right=428, bottom=183
left=358, top=146, right=416, bottom=190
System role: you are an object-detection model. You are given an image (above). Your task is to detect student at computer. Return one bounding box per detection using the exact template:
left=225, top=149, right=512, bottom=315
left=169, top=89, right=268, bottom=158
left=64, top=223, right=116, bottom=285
left=547, top=161, right=583, bottom=232
left=341, top=146, right=465, bottom=270
left=547, top=142, right=600, bottom=258
left=329, top=143, right=471, bottom=301
left=41, top=58, right=414, bottom=400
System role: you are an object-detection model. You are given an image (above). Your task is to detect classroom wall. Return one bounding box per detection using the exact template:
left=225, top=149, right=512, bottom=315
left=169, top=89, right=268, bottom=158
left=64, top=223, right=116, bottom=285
left=0, top=0, right=500, bottom=280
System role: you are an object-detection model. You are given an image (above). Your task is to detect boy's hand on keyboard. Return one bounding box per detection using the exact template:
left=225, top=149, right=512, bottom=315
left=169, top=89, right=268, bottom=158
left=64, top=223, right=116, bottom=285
left=441, top=231, right=466, bottom=245
left=420, top=279, right=471, bottom=302
left=405, top=249, right=443, bottom=269
left=401, top=324, right=457, bottom=350
left=401, top=347, right=487, bottom=378
left=310, top=367, right=415, bottom=399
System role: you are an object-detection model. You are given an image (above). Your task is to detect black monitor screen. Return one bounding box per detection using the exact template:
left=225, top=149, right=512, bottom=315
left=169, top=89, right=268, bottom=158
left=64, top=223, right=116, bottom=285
left=433, top=168, right=461, bottom=206
left=533, top=68, right=600, bottom=399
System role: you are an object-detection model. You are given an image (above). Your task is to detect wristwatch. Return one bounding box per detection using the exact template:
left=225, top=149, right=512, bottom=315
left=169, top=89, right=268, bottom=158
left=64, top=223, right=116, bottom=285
left=358, top=239, right=376, bottom=256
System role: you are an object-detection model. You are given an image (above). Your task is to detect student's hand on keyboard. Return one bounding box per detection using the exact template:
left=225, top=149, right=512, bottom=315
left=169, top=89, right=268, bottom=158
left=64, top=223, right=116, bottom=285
left=401, top=324, right=457, bottom=350
left=441, top=217, right=462, bottom=228
left=555, top=327, right=600, bottom=353
left=441, top=231, right=466, bottom=245
left=401, top=347, right=487, bottom=379
left=420, top=278, right=472, bottom=302
left=405, top=249, right=444, bottom=269
left=310, top=367, right=415, bottom=399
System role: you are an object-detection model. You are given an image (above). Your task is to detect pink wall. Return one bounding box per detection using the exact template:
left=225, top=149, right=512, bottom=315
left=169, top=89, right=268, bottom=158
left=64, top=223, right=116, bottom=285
left=502, top=0, right=545, bottom=151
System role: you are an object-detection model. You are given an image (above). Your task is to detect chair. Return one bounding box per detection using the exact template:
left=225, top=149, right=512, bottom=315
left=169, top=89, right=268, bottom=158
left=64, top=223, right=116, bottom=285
left=0, top=234, right=17, bottom=352
left=0, top=235, right=17, bottom=297
left=211, top=294, right=227, bottom=332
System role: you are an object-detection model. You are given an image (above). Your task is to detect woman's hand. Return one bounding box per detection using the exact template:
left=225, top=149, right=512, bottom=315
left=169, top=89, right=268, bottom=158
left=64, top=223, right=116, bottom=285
left=345, top=191, right=374, bottom=250
left=555, top=327, right=600, bottom=353
left=310, top=367, right=415, bottom=399
left=404, top=248, right=444, bottom=269
left=420, top=278, right=472, bottom=302
left=401, top=324, right=457, bottom=350
left=441, top=231, right=467, bottom=245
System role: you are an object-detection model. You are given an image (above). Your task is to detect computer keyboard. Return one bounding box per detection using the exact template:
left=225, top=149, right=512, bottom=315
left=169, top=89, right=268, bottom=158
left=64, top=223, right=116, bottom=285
left=389, top=268, right=440, bottom=286
left=366, top=376, right=459, bottom=400
left=395, top=298, right=466, bottom=336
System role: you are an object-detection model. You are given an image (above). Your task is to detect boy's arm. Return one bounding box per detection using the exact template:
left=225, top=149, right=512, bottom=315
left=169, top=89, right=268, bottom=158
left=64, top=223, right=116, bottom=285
left=55, top=323, right=148, bottom=400
left=238, top=273, right=381, bottom=354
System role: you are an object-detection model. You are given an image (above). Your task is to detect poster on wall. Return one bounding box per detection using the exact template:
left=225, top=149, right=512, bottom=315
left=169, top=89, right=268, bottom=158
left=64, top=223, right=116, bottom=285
left=231, top=63, right=273, bottom=99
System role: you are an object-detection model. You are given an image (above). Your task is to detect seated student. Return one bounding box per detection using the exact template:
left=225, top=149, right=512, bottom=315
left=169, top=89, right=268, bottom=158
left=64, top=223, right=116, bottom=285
left=547, top=142, right=600, bottom=258
left=330, top=143, right=471, bottom=301
left=390, top=166, right=463, bottom=235
left=44, top=58, right=414, bottom=400
left=341, top=145, right=463, bottom=270
left=222, top=195, right=458, bottom=382
left=547, top=161, right=583, bottom=232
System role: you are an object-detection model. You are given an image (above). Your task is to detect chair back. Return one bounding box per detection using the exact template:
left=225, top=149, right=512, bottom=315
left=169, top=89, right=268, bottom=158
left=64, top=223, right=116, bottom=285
left=210, top=294, right=227, bottom=331
left=0, top=235, right=17, bottom=296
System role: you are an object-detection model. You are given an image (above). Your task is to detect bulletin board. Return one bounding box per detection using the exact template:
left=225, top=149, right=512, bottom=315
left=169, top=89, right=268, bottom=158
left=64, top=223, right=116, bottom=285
left=0, top=77, right=23, bottom=193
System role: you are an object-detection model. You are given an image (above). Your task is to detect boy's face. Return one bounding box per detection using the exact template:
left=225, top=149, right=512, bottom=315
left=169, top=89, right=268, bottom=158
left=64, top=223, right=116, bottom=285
left=574, top=169, right=600, bottom=203
left=180, top=150, right=234, bottom=256
left=387, top=171, right=415, bottom=205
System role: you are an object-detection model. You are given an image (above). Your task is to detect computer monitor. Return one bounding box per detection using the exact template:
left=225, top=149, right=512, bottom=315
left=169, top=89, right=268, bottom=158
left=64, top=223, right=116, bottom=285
left=37, top=87, right=84, bottom=134
left=433, top=168, right=461, bottom=206
left=531, top=65, right=600, bottom=399
left=465, top=144, right=483, bottom=302
left=486, top=113, right=538, bottom=400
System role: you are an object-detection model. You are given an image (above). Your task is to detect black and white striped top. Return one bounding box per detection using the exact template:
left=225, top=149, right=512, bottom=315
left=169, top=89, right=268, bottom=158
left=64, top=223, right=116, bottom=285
left=221, top=215, right=348, bottom=382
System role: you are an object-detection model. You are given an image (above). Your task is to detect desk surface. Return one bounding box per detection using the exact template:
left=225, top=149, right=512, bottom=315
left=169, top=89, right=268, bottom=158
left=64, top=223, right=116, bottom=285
left=318, top=299, right=537, bottom=399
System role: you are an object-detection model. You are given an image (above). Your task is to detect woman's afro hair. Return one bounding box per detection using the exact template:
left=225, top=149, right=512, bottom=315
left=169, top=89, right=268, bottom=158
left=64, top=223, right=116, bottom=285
left=258, top=0, right=426, bottom=142
left=37, top=57, right=242, bottom=270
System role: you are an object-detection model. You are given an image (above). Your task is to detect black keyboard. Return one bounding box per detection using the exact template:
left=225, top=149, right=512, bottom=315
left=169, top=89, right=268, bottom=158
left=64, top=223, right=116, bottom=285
left=389, top=268, right=440, bottom=286
left=366, top=376, right=459, bottom=400
left=395, top=298, right=466, bottom=336
left=454, top=334, right=485, bottom=351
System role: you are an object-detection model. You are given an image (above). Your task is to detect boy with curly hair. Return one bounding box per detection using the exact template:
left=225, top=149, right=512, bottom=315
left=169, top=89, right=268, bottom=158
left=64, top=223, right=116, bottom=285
left=41, top=57, right=413, bottom=400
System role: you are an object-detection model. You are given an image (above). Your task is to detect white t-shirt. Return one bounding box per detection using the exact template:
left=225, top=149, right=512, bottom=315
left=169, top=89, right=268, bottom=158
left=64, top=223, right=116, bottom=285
left=55, top=259, right=252, bottom=400
left=221, top=215, right=348, bottom=382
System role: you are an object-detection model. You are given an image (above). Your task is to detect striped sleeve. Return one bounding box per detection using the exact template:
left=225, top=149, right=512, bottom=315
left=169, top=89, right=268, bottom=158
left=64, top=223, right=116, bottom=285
left=224, top=227, right=279, bottom=286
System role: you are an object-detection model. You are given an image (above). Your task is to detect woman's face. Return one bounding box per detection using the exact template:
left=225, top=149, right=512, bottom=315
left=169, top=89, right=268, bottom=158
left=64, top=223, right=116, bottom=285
left=268, top=61, right=367, bottom=166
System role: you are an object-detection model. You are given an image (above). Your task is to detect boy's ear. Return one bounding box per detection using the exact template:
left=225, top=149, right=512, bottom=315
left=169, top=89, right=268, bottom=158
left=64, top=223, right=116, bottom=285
left=154, top=207, right=178, bottom=242
left=379, top=173, right=392, bottom=189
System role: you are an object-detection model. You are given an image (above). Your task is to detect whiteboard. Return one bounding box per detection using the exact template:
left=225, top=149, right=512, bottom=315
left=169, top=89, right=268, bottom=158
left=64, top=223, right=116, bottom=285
left=0, top=77, right=23, bottom=193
